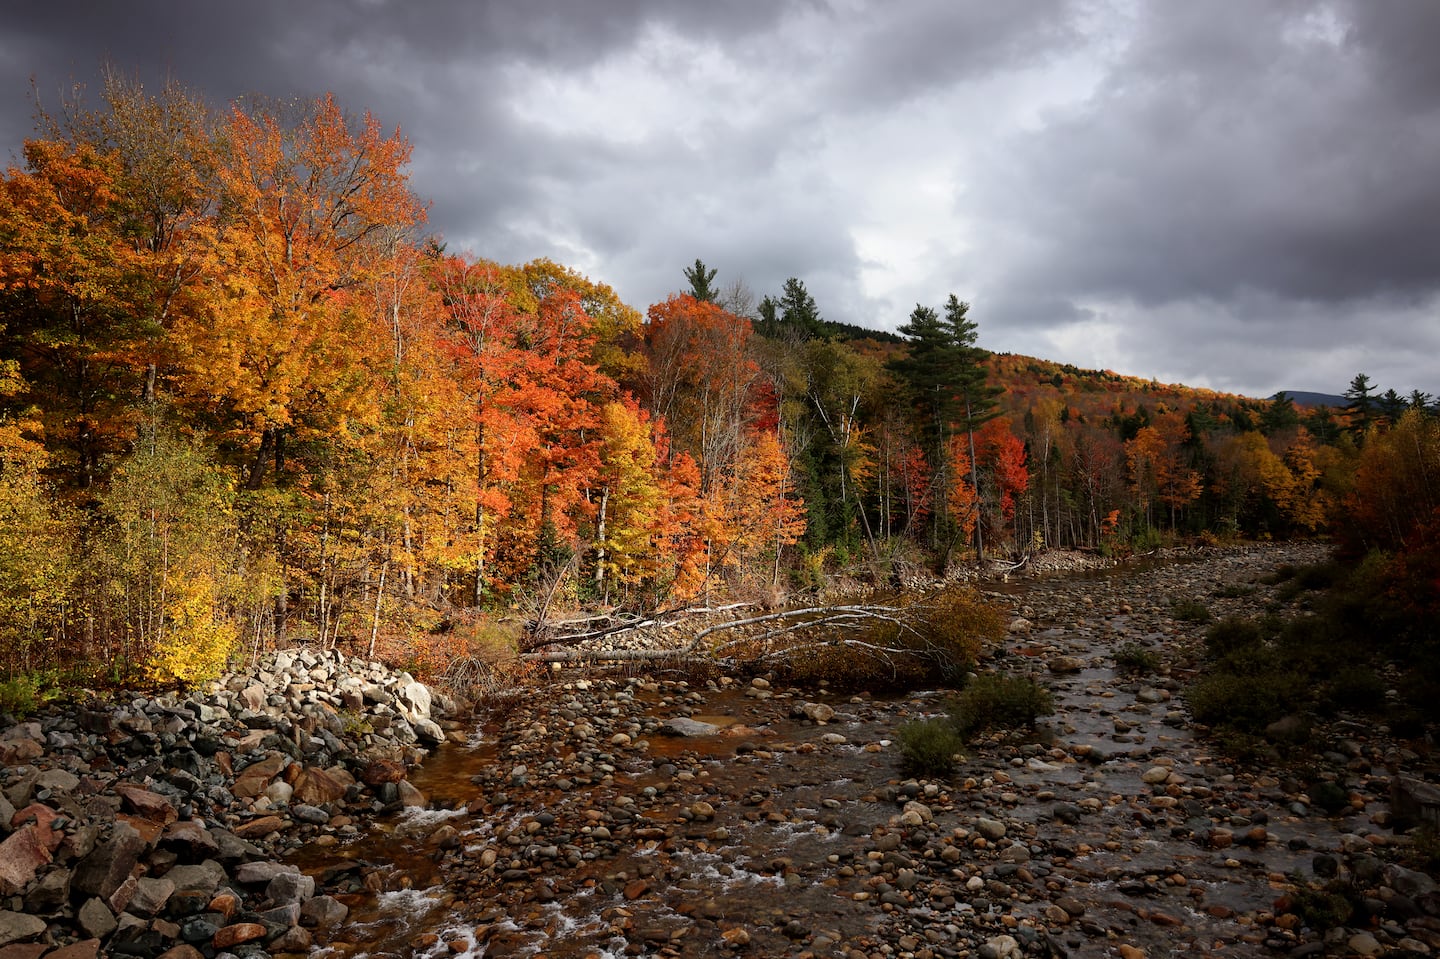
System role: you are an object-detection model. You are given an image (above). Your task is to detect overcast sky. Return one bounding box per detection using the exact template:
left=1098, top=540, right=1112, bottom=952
left=4, top=0, right=1438, bottom=399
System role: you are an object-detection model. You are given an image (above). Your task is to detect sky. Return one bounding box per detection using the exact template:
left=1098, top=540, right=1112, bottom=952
left=4, top=0, right=1439, bottom=400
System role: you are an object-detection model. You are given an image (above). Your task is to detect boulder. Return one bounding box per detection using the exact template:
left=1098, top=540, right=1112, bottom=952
left=230, top=754, right=288, bottom=800
left=212, top=922, right=267, bottom=949
left=72, top=823, right=146, bottom=900
left=113, top=784, right=178, bottom=825
left=163, top=861, right=226, bottom=898
left=0, top=825, right=54, bottom=895
left=0, top=912, right=45, bottom=948
left=76, top=898, right=117, bottom=940
left=299, top=894, right=348, bottom=927
left=159, top=821, right=220, bottom=861
left=290, top=767, right=346, bottom=806
left=20, top=867, right=68, bottom=913
left=46, top=942, right=102, bottom=959
left=659, top=718, right=721, bottom=738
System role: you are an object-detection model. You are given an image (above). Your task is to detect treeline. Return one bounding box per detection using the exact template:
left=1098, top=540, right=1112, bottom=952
left=0, top=77, right=1435, bottom=688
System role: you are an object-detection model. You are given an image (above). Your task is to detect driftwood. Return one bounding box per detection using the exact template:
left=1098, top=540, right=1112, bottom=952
left=519, top=597, right=955, bottom=672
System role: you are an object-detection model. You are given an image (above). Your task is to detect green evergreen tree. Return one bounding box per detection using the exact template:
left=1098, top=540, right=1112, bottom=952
left=1379, top=388, right=1407, bottom=425
left=683, top=259, right=718, bottom=302
left=1260, top=392, right=1300, bottom=435
left=1344, top=373, right=1376, bottom=436
left=889, top=295, right=1001, bottom=564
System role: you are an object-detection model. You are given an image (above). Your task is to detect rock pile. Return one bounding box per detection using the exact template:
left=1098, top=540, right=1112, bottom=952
left=0, top=647, right=456, bottom=958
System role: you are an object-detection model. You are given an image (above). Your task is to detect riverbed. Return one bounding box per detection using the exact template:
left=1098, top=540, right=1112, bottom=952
left=290, top=543, right=1438, bottom=959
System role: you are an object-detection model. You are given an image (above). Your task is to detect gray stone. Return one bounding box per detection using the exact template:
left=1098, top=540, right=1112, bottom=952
left=164, top=861, right=226, bottom=897
left=291, top=804, right=329, bottom=825
left=395, top=681, right=432, bottom=723
left=299, top=894, right=349, bottom=927
left=0, top=910, right=47, bottom=946
left=414, top=718, right=445, bottom=744
left=22, top=866, right=69, bottom=913
left=265, top=871, right=315, bottom=905
left=77, top=897, right=117, bottom=940
left=975, top=818, right=1007, bottom=841
left=72, top=822, right=146, bottom=899
left=127, top=876, right=176, bottom=916
left=233, top=861, right=298, bottom=885
left=33, top=769, right=81, bottom=794
left=658, top=718, right=722, bottom=738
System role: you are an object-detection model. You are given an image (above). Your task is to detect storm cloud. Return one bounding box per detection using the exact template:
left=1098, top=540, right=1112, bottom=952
left=4, top=0, right=1437, bottom=398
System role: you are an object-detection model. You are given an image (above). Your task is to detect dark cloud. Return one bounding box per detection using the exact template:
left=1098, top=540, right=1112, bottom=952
left=2, top=0, right=1436, bottom=397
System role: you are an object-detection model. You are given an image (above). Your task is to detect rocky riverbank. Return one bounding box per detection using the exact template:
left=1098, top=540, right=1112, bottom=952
left=0, top=648, right=460, bottom=958
left=297, top=542, right=1437, bottom=959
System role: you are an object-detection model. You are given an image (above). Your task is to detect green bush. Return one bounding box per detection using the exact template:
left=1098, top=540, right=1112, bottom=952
left=1212, top=584, right=1256, bottom=599
left=1172, top=600, right=1213, bottom=624
left=1260, top=564, right=1298, bottom=586
left=1321, top=666, right=1386, bottom=714
left=949, top=673, right=1054, bottom=740
left=1187, top=669, right=1305, bottom=733
left=1204, top=617, right=1265, bottom=659
left=1286, top=885, right=1354, bottom=931
left=897, top=718, right=964, bottom=777
left=1113, top=642, right=1160, bottom=675
left=1276, top=560, right=1343, bottom=602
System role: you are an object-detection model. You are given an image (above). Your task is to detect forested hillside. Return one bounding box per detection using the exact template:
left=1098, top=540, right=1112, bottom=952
left=1, top=81, right=1436, bottom=692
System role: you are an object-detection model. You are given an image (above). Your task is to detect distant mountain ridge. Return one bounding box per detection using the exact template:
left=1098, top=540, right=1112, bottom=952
left=1274, top=390, right=1347, bottom=408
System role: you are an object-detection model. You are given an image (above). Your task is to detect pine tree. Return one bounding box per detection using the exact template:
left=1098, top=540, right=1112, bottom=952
left=889, top=295, right=1001, bottom=564
left=1344, top=373, right=1376, bottom=436
left=683, top=259, right=718, bottom=302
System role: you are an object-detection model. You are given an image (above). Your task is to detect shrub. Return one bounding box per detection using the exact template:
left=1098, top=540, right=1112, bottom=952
left=1321, top=666, right=1386, bottom=714
left=1172, top=600, right=1213, bottom=624
left=1204, top=617, right=1265, bottom=659
left=1113, top=642, right=1160, bottom=675
left=949, top=673, right=1054, bottom=740
left=1212, top=584, right=1256, bottom=599
left=1187, top=669, right=1305, bottom=733
left=1285, top=885, right=1354, bottom=931
left=1261, top=564, right=1298, bottom=586
left=897, top=718, right=963, bottom=777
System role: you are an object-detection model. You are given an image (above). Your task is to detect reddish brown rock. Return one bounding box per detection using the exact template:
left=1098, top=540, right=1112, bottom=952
left=41, top=940, right=102, bottom=959
left=291, top=767, right=346, bottom=805
left=0, top=942, right=48, bottom=959
left=360, top=759, right=406, bottom=786
left=232, top=816, right=286, bottom=839
left=115, top=814, right=163, bottom=845
left=230, top=754, right=288, bottom=800
left=159, top=820, right=220, bottom=859
left=207, top=890, right=241, bottom=920
left=0, top=826, right=53, bottom=895
left=112, top=785, right=178, bottom=825
left=155, top=946, right=205, bottom=959
left=212, top=922, right=267, bottom=949
left=0, top=740, right=42, bottom=765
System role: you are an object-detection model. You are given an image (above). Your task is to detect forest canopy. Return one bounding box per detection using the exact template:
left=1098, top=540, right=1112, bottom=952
left=1, top=77, right=1434, bottom=689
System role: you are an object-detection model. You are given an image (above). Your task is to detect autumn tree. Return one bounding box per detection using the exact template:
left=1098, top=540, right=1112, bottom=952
left=642, top=294, right=759, bottom=495
left=0, top=137, right=143, bottom=485
left=1125, top=411, right=1201, bottom=531
left=92, top=424, right=248, bottom=684
left=0, top=352, right=76, bottom=676
left=723, top=429, right=807, bottom=587
left=177, top=92, right=425, bottom=489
